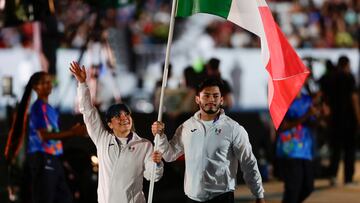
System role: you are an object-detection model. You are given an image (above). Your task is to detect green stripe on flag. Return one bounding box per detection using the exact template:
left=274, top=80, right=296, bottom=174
left=176, top=0, right=232, bottom=19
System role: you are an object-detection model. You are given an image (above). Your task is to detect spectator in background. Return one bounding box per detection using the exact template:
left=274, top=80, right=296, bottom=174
left=195, top=22, right=217, bottom=61
left=168, top=66, right=199, bottom=118
left=317, top=59, right=336, bottom=117
left=318, top=60, right=336, bottom=101
left=276, top=87, right=320, bottom=203
left=5, top=71, right=87, bottom=203
left=205, top=58, right=234, bottom=109
left=153, top=62, right=180, bottom=113
left=326, top=55, right=360, bottom=186
left=316, top=59, right=336, bottom=150
left=41, top=15, right=61, bottom=79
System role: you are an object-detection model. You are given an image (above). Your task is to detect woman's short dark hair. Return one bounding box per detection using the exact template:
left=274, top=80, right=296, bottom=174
left=104, top=103, right=135, bottom=133
left=196, top=78, right=225, bottom=96
left=105, top=103, right=131, bottom=123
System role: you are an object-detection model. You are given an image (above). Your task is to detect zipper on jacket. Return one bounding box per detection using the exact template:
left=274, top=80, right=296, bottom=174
left=195, top=118, right=207, bottom=187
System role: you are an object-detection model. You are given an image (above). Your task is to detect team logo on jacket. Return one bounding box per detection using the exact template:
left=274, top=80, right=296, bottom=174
left=215, top=128, right=222, bottom=135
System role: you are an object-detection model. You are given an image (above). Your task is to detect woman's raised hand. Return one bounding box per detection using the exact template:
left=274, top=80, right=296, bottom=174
left=69, top=61, right=87, bottom=83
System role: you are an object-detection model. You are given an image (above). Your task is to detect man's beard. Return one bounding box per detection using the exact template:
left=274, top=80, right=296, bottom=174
left=200, top=103, right=221, bottom=114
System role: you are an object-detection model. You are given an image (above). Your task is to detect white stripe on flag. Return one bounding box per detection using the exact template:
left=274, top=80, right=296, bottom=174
left=227, top=0, right=270, bottom=71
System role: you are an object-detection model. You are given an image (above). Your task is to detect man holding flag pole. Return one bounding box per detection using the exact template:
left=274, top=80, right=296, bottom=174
left=148, top=0, right=311, bottom=202
left=152, top=78, right=265, bottom=202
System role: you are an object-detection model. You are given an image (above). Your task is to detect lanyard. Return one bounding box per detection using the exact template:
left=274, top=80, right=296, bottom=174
left=41, top=103, right=52, bottom=132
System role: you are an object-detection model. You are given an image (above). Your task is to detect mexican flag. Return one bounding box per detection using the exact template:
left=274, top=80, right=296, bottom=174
left=177, top=0, right=310, bottom=129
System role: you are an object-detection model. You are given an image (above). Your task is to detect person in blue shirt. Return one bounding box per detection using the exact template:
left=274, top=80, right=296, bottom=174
left=5, top=71, right=86, bottom=203
left=276, top=89, right=320, bottom=203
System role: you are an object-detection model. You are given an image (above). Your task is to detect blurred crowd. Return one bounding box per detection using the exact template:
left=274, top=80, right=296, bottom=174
left=197, top=0, right=360, bottom=49
left=1, top=0, right=359, bottom=50
left=0, top=0, right=172, bottom=49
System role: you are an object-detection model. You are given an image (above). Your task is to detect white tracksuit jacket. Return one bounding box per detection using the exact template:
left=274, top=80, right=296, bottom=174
left=157, top=110, right=264, bottom=201
left=78, top=83, right=163, bottom=203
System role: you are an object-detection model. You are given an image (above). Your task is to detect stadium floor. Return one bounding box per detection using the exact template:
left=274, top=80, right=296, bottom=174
left=235, top=161, right=360, bottom=203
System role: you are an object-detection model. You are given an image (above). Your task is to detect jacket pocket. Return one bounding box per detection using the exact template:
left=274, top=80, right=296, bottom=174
left=203, top=164, right=229, bottom=191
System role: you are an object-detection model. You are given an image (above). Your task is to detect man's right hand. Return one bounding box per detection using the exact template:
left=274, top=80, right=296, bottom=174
left=151, top=121, right=165, bottom=136
left=69, top=61, right=87, bottom=83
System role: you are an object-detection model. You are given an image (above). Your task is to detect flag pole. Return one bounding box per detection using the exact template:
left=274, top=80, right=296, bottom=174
left=147, top=0, right=178, bottom=202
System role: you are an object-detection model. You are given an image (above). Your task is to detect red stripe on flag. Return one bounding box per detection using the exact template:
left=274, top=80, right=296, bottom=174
left=258, top=6, right=310, bottom=129
left=268, top=71, right=309, bottom=129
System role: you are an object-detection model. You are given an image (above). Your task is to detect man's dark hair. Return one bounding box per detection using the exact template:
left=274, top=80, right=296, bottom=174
left=105, top=103, right=131, bottom=123
left=196, top=78, right=225, bottom=96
